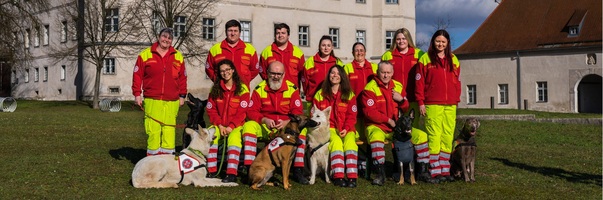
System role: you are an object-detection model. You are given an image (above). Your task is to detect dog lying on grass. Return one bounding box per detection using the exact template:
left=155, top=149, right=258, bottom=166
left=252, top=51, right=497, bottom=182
left=451, top=118, right=480, bottom=183
left=131, top=126, right=237, bottom=188
left=305, top=105, right=332, bottom=185
left=249, top=114, right=318, bottom=190
left=392, top=108, right=416, bottom=185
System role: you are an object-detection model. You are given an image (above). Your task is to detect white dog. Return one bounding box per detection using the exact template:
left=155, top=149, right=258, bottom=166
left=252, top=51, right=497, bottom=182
left=132, top=126, right=238, bottom=188
left=305, top=105, right=332, bottom=185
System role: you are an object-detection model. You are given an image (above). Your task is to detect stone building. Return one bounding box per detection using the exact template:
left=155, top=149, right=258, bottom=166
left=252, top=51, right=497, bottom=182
left=8, top=0, right=417, bottom=101
left=453, top=0, right=602, bottom=113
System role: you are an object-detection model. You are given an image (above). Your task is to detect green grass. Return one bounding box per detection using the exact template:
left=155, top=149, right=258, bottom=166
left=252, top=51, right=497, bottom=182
left=457, top=108, right=602, bottom=119
left=0, top=101, right=601, bottom=199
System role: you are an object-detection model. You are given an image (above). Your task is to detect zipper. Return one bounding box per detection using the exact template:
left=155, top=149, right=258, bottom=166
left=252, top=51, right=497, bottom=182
left=160, top=54, right=165, bottom=100
left=223, top=91, right=231, bottom=124
left=444, top=60, right=448, bottom=102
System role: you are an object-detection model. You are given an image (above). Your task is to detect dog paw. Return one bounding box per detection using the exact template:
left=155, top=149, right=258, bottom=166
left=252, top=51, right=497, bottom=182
left=397, top=181, right=404, bottom=185
left=411, top=181, right=417, bottom=185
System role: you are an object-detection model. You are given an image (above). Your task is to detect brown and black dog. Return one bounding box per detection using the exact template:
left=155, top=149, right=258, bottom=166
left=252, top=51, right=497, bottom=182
left=451, top=118, right=480, bottom=183
left=249, top=114, right=318, bottom=190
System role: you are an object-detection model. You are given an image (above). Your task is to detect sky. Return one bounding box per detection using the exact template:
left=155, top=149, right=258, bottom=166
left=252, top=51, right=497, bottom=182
left=415, top=0, right=499, bottom=51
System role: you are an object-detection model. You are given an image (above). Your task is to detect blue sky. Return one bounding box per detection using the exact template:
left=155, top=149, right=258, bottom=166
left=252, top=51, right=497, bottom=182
left=415, top=0, right=499, bottom=51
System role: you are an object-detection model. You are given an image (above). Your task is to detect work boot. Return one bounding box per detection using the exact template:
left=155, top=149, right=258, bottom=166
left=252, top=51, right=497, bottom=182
left=221, top=174, right=237, bottom=183
left=292, top=167, right=309, bottom=185
left=371, top=164, right=386, bottom=186
left=445, top=175, right=455, bottom=182
left=416, top=163, right=439, bottom=184
left=206, top=172, right=218, bottom=178
left=347, top=178, right=357, bottom=188
left=435, top=175, right=447, bottom=183
left=333, top=178, right=347, bottom=187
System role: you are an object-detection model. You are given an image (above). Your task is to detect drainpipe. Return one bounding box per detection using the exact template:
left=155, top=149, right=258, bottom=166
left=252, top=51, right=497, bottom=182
left=76, top=0, right=84, bottom=100
left=516, top=51, right=522, bottom=110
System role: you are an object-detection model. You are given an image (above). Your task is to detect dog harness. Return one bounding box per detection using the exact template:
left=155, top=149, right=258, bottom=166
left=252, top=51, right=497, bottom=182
left=176, top=148, right=207, bottom=184
left=309, top=142, right=329, bottom=156
left=267, top=136, right=297, bottom=167
left=452, top=140, right=477, bottom=154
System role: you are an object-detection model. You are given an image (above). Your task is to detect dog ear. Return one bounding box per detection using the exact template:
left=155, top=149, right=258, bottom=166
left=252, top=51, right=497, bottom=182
left=409, top=108, right=415, bottom=118
left=476, top=119, right=480, bottom=129
left=288, top=114, right=300, bottom=122
left=324, top=106, right=332, bottom=117
left=398, top=108, right=403, bottom=118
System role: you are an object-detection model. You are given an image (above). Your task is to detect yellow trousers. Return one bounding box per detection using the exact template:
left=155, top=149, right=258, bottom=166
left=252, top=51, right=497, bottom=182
left=144, top=98, right=179, bottom=154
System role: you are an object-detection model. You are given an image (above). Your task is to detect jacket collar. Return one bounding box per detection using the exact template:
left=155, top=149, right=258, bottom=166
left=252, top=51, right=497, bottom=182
left=352, top=59, right=371, bottom=70
left=313, top=53, right=337, bottom=64
left=374, top=76, right=394, bottom=90
left=272, top=41, right=293, bottom=53
left=392, top=47, right=415, bottom=57
left=151, top=42, right=177, bottom=56
left=220, top=39, right=246, bottom=51
left=220, top=80, right=236, bottom=93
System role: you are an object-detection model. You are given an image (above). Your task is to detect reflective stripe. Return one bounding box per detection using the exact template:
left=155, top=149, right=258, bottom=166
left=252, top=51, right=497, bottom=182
left=430, top=154, right=439, bottom=161
left=415, top=142, right=428, bottom=150
left=147, top=149, right=160, bottom=155
left=331, top=151, right=344, bottom=158
left=440, top=161, right=450, bottom=166
left=208, top=162, right=217, bottom=167
left=331, top=159, right=344, bottom=165
left=371, top=142, right=384, bottom=149
left=346, top=159, right=357, bottom=164
left=228, top=146, right=241, bottom=152
left=244, top=136, right=257, bottom=143
left=439, top=152, right=451, bottom=159
left=417, top=151, right=430, bottom=158
left=347, top=167, right=358, bottom=173
left=430, top=168, right=441, bottom=174
left=332, top=168, right=345, bottom=173
left=345, top=150, right=357, bottom=156
left=374, top=157, right=385, bottom=165
left=441, top=167, right=450, bottom=173
left=244, top=155, right=255, bottom=160
left=295, top=157, right=304, bottom=162
left=228, top=154, right=239, bottom=160
left=245, top=146, right=257, bottom=153
left=430, top=162, right=440, bottom=168
left=160, top=148, right=175, bottom=154
left=417, top=158, right=429, bottom=163
left=227, top=163, right=238, bottom=169
left=208, top=153, right=217, bottom=158
left=372, top=151, right=385, bottom=158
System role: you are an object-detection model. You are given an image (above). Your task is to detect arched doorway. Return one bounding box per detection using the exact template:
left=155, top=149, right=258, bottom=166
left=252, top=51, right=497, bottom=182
left=577, top=74, right=602, bottom=113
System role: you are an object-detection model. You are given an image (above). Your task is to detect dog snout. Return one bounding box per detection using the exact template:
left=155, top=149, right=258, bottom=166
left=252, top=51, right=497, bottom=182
left=306, top=119, right=319, bottom=128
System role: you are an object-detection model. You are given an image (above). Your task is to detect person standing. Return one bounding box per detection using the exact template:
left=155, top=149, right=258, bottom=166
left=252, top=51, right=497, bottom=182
left=312, top=65, right=359, bottom=188
left=259, top=23, right=305, bottom=87
left=381, top=28, right=437, bottom=184
left=206, top=19, right=259, bottom=87
left=205, top=59, right=249, bottom=180
left=301, top=35, right=343, bottom=103
left=415, top=29, right=461, bottom=183
left=132, top=28, right=187, bottom=156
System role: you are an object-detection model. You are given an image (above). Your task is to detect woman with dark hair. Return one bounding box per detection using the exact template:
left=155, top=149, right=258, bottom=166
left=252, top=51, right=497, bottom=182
left=311, top=65, right=359, bottom=188
left=415, top=29, right=461, bottom=183
left=302, top=35, right=343, bottom=104
left=205, top=59, right=251, bottom=182
left=381, top=28, right=436, bottom=184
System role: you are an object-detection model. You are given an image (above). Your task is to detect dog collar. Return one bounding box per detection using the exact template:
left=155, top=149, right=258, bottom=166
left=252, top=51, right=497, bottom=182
left=188, top=147, right=205, bottom=158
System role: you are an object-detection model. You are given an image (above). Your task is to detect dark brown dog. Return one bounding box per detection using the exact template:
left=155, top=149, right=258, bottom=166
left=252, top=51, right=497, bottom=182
left=451, top=118, right=480, bottom=183
left=249, top=114, right=318, bottom=190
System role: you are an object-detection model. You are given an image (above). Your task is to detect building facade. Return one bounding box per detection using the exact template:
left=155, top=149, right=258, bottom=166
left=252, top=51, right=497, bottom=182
left=10, top=0, right=417, bottom=101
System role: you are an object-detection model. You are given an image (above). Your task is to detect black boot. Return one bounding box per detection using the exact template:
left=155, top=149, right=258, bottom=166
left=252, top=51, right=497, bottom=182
left=238, top=165, right=249, bottom=174
left=333, top=178, right=347, bottom=187
left=371, top=164, right=386, bottom=186
left=221, top=174, right=237, bottom=183
left=416, top=162, right=439, bottom=184
left=444, top=175, right=455, bottom=182
left=347, top=178, right=357, bottom=188
left=292, top=167, right=309, bottom=185
left=435, top=175, right=447, bottom=182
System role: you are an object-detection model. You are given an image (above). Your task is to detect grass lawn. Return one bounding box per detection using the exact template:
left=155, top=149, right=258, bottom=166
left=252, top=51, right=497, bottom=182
left=0, top=101, right=601, bottom=199
left=457, top=108, right=602, bottom=119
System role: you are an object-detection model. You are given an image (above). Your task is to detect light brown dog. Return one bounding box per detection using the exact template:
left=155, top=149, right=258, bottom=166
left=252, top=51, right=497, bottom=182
left=249, top=114, right=318, bottom=190
left=451, top=118, right=480, bottom=183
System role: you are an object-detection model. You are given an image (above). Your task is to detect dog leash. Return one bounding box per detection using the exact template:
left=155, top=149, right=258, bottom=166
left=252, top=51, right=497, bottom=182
left=134, top=105, right=186, bottom=127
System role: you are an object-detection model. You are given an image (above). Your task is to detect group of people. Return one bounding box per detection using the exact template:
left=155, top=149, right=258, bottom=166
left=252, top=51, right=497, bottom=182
left=131, top=19, right=461, bottom=187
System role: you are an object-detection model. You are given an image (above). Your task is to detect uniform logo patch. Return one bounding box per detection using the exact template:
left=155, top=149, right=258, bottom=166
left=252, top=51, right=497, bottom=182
left=352, top=105, right=357, bottom=112
left=206, top=102, right=213, bottom=109
left=259, top=66, right=263, bottom=73
left=183, top=159, right=192, bottom=169
left=134, top=66, right=139, bottom=72
left=205, top=62, right=210, bottom=69
left=241, top=101, right=248, bottom=108
left=184, top=69, right=187, bottom=77
left=295, top=99, right=301, bottom=107
left=249, top=100, right=253, bottom=107
left=367, top=99, right=374, bottom=106
left=415, top=73, right=421, bottom=81
left=310, top=106, right=315, bottom=114
left=255, top=63, right=260, bottom=69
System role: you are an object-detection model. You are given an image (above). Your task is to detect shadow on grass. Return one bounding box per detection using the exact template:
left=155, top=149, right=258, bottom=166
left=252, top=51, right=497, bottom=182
left=490, top=157, right=602, bottom=185
left=109, top=147, right=147, bottom=165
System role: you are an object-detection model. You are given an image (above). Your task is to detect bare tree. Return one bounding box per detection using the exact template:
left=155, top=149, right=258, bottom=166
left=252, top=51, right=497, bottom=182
left=416, top=14, right=453, bottom=51
left=50, top=0, right=141, bottom=109
left=0, top=0, right=47, bottom=67
left=129, top=0, right=218, bottom=63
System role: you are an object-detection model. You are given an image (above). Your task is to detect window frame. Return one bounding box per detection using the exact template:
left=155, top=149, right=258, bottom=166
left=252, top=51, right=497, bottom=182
left=25, top=29, right=30, bottom=48
left=298, top=25, right=310, bottom=47
left=61, top=21, right=68, bottom=43
left=34, top=27, right=40, bottom=48
left=202, top=18, right=215, bottom=41
left=34, top=67, right=39, bottom=82
left=467, top=85, right=476, bottom=105
left=103, top=58, right=116, bottom=75
left=60, top=65, right=66, bottom=81
left=24, top=69, right=29, bottom=83
left=43, top=66, right=48, bottom=82
left=356, top=30, right=366, bottom=44
left=174, top=16, right=186, bottom=38
left=329, top=28, right=340, bottom=49
left=240, top=21, right=252, bottom=43
left=356, top=0, right=366, bottom=3
left=385, top=31, right=395, bottom=50
left=537, top=82, right=548, bottom=103
left=43, top=24, right=49, bottom=46
left=498, top=84, right=508, bottom=104
left=385, top=0, right=399, bottom=4
left=104, top=8, right=119, bottom=32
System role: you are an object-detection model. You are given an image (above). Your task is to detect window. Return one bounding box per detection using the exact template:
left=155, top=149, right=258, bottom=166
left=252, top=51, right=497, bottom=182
left=385, top=31, right=395, bottom=49
left=60, top=65, right=66, bottom=81
left=356, top=0, right=366, bottom=3
left=25, top=29, right=30, bottom=48
left=202, top=18, right=215, bottom=40
left=43, top=24, right=49, bottom=46
left=386, top=0, right=398, bottom=3
left=240, top=21, right=251, bottom=43
left=467, top=85, right=476, bottom=105
left=105, top=8, right=119, bottom=32
left=152, top=12, right=161, bottom=35
left=109, top=87, right=120, bottom=94
left=329, top=28, right=339, bottom=48
left=568, top=26, right=579, bottom=37
left=298, top=26, right=309, bottom=47
left=58, top=89, right=62, bottom=95
left=174, top=16, right=186, bottom=38
left=24, top=69, right=29, bottom=83
left=71, top=20, right=78, bottom=41
left=498, top=84, right=508, bottom=104
left=537, top=82, right=548, bottom=102
left=104, top=58, right=115, bottom=75
left=61, top=21, right=67, bottom=42
left=43, top=66, right=48, bottom=82
left=34, top=27, right=40, bottom=47
left=356, top=30, right=366, bottom=44
left=34, top=68, right=39, bottom=82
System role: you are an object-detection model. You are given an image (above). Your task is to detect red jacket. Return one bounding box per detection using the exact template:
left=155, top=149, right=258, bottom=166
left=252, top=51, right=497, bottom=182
left=415, top=54, right=461, bottom=106
left=343, top=60, right=377, bottom=96
left=259, top=42, right=305, bottom=87
left=132, top=42, right=187, bottom=101
left=360, top=77, right=407, bottom=133
left=206, top=81, right=250, bottom=130
left=205, top=40, right=259, bottom=86
left=312, top=89, right=358, bottom=132
left=247, top=80, right=303, bottom=123
left=301, top=53, right=343, bottom=102
left=381, top=47, right=424, bottom=102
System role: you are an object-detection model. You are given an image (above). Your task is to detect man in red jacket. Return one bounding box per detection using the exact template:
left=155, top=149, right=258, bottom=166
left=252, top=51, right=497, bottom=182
left=259, top=23, right=305, bottom=87
left=359, top=61, right=408, bottom=186
left=206, top=20, right=259, bottom=87
left=132, top=28, right=187, bottom=156
left=237, top=61, right=309, bottom=184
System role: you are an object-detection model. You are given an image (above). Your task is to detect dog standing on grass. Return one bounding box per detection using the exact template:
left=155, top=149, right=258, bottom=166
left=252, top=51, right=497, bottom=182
left=451, top=118, right=480, bottom=183
left=392, top=108, right=417, bottom=185
left=305, top=105, right=332, bottom=185
left=132, top=126, right=237, bottom=188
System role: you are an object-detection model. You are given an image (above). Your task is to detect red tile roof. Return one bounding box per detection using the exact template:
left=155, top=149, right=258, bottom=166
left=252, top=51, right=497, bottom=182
left=453, top=0, right=602, bottom=55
